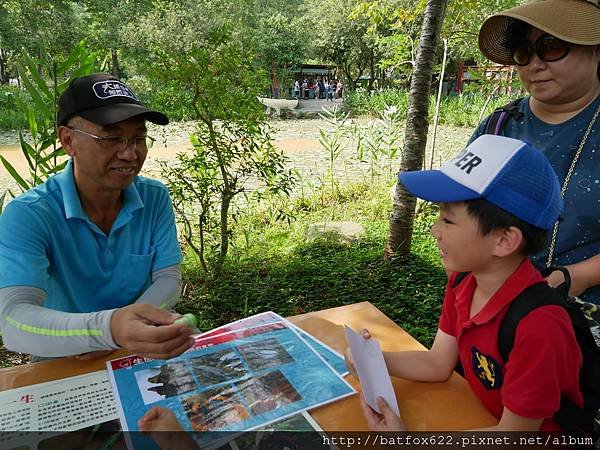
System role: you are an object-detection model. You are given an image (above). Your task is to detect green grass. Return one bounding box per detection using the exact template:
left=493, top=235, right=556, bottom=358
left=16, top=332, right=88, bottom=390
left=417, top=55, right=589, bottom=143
left=177, top=181, right=446, bottom=347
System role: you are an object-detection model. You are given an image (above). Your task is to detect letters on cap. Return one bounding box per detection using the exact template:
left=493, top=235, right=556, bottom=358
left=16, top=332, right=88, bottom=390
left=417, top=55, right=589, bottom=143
left=92, top=81, right=138, bottom=101
left=440, top=135, right=525, bottom=195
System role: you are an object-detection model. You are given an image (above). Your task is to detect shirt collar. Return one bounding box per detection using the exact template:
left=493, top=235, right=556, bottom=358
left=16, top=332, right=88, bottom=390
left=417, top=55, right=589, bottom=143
left=473, top=258, right=543, bottom=325
left=57, top=159, right=144, bottom=221
left=452, top=258, right=544, bottom=326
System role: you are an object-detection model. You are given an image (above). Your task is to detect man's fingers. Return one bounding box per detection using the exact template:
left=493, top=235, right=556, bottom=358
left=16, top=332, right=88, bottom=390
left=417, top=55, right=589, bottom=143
left=360, top=329, right=371, bottom=339
left=141, top=336, right=195, bottom=360
left=135, top=303, right=182, bottom=326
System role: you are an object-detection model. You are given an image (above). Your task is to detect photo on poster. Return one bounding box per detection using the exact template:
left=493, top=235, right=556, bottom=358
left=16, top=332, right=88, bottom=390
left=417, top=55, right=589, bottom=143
left=190, top=348, right=248, bottom=386
left=182, top=385, right=251, bottom=432
left=136, top=362, right=196, bottom=404
left=236, top=370, right=302, bottom=415
left=236, top=337, right=294, bottom=371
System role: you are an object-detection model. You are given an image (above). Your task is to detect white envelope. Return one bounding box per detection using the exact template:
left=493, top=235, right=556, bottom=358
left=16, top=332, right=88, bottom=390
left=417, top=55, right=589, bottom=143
left=344, top=325, right=400, bottom=416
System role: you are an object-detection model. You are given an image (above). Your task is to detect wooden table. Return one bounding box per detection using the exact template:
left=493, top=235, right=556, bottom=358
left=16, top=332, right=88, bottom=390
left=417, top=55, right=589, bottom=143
left=0, top=301, right=496, bottom=434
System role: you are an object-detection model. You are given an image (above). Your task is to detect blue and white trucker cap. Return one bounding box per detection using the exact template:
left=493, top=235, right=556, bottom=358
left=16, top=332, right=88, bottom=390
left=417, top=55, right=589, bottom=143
left=398, top=135, right=563, bottom=230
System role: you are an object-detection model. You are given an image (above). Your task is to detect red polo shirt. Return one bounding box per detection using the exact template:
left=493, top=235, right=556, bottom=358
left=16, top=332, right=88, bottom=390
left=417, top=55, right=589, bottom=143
left=439, top=258, right=583, bottom=431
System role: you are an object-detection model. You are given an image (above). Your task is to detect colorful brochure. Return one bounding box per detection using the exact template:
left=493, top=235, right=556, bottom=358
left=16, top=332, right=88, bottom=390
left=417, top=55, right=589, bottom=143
left=107, top=320, right=355, bottom=449
left=198, top=311, right=349, bottom=377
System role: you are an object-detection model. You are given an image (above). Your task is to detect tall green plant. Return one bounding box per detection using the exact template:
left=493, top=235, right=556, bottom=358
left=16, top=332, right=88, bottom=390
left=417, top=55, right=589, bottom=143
left=318, top=106, right=349, bottom=198
left=161, top=120, right=296, bottom=277
left=352, top=105, right=404, bottom=182
left=125, top=7, right=296, bottom=277
left=0, top=41, right=96, bottom=195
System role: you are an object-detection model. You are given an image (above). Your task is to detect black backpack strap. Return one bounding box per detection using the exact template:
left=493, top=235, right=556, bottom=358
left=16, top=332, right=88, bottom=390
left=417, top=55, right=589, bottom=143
left=497, top=277, right=600, bottom=431
left=497, top=282, right=563, bottom=362
left=485, top=98, right=525, bottom=135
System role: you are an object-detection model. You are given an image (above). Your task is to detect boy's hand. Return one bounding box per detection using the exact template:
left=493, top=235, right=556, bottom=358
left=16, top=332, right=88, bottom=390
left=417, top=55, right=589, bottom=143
left=344, top=328, right=372, bottom=378
left=139, top=406, right=199, bottom=450
left=139, top=406, right=185, bottom=432
left=360, top=394, right=405, bottom=432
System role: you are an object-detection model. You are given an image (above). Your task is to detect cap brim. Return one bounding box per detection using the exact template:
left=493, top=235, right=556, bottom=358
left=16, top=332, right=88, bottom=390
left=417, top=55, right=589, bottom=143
left=398, top=170, right=481, bottom=203
left=79, top=103, right=169, bottom=126
left=479, top=0, right=600, bottom=65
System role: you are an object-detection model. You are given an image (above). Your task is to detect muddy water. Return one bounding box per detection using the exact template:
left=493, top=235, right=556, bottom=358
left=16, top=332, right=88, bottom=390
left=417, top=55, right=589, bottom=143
left=0, top=119, right=471, bottom=195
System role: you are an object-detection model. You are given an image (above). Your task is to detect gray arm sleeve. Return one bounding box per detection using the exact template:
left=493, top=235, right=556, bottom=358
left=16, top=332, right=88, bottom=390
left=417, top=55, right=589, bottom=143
left=135, top=264, right=182, bottom=310
left=0, top=286, right=118, bottom=357
left=0, top=265, right=181, bottom=358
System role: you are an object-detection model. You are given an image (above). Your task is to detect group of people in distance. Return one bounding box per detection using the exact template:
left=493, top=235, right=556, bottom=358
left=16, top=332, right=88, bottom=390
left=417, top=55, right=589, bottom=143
left=0, top=0, right=598, bottom=446
left=293, top=78, right=343, bottom=101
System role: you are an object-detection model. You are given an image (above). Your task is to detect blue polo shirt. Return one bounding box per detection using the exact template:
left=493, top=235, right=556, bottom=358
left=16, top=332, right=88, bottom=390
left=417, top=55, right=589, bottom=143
left=470, top=95, right=600, bottom=304
left=0, top=159, right=182, bottom=313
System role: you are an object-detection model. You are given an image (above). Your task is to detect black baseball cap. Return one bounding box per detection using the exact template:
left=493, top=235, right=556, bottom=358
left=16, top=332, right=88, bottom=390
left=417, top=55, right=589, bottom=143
left=57, top=73, right=169, bottom=126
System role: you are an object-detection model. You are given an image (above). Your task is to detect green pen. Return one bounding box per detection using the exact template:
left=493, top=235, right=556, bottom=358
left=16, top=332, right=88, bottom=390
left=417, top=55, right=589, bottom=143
left=174, top=313, right=197, bottom=328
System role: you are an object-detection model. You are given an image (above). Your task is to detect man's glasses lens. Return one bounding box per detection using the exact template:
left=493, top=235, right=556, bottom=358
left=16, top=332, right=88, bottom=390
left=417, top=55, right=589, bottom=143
left=513, top=35, right=570, bottom=66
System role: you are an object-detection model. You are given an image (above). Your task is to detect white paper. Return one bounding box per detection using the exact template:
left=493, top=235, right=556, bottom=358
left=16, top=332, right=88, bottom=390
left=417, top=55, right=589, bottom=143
left=0, top=370, right=119, bottom=449
left=344, top=325, right=399, bottom=416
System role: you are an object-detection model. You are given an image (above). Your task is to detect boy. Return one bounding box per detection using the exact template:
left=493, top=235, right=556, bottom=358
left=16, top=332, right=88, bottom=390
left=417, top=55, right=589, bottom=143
left=350, top=135, right=583, bottom=431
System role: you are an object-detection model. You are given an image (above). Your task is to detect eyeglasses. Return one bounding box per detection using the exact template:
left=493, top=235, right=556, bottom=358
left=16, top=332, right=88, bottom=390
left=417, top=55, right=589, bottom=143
left=513, top=35, right=571, bottom=66
left=66, top=127, right=155, bottom=151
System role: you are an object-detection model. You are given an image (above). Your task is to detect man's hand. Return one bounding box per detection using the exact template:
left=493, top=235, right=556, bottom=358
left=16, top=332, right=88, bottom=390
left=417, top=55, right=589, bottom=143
left=360, top=394, right=406, bottom=432
left=344, top=328, right=371, bottom=378
left=138, top=406, right=198, bottom=450
left=111, top=303, right=195, bottom=359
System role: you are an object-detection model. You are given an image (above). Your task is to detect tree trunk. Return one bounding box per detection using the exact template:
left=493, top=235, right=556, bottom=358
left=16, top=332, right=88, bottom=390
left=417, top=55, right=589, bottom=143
left=368, top=49, right=375, bottom=91
left=385, top=0, right=447, bottom=258
left=111, top=48, right=120, bottom=79
left=0, top=49, right=6, bottom=84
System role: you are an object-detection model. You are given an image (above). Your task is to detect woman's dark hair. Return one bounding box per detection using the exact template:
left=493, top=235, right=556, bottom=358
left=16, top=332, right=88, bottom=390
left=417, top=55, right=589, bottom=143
left=465, top=198, right=547, bottom=255
left=505, top=20, right=530, bottom=54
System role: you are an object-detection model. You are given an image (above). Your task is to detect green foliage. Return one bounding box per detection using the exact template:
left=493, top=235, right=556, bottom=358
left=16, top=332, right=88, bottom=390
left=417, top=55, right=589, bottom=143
left=125, top=76, right=195, bottom=121
left=177, top=181, right=446, bottom=347
left=160, top=119, right=297, bottom=277
left=0, top=41, right=97, bottom=197
left=345, top=88, right=516, bottom=127
left=317, top=106, right=350, bottom=197
left=0, top=85, right=28, bottom=130
left=345, top=88, right=410, bottom=118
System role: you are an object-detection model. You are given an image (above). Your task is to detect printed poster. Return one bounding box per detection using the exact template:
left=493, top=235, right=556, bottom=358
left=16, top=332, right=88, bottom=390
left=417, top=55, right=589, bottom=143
left=107, top=321, right=355, bottom=449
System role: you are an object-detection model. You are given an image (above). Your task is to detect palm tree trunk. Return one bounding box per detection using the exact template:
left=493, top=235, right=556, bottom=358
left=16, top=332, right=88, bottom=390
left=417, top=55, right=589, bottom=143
left=385, top=0, right=447, bottom=258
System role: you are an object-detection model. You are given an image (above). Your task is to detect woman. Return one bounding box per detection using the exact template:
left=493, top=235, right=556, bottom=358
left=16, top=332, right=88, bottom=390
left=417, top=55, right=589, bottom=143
left=473, top=0, right=600, bottom=305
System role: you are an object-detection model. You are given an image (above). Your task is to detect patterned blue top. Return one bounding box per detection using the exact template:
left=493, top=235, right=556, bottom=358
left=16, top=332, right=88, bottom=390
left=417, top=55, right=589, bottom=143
left=469, top=95, right=600, bottom=304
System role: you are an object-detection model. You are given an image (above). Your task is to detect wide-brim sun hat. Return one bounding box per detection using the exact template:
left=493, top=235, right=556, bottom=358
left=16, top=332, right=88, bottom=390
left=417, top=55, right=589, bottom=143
left=479, top=0, right=600, bottom=65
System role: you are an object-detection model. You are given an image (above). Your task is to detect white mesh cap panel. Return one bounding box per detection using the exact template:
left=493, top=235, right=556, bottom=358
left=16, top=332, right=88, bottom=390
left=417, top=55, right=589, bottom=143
left=440, top=135, right=525, bottom=195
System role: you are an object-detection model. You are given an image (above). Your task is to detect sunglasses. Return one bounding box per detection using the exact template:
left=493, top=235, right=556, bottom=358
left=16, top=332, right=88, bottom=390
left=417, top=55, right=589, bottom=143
left=513, top=35, right=571, bottom=66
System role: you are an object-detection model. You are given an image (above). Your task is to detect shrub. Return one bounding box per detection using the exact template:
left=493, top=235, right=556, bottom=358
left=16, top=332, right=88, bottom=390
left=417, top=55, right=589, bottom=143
left=0, top=85, right=28, bottom=130
left=346, top=88, right=517, bottom=128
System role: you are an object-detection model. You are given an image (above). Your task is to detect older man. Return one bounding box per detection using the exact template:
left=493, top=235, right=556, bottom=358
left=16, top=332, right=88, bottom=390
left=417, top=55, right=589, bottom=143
left=0, top=73, right=194, bottom=360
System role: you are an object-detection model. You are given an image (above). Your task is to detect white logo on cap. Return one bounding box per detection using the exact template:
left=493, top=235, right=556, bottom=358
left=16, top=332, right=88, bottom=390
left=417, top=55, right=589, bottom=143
left=92, top=81, right=138, bottom=101
left=440, top=135, right=525, bottom=194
